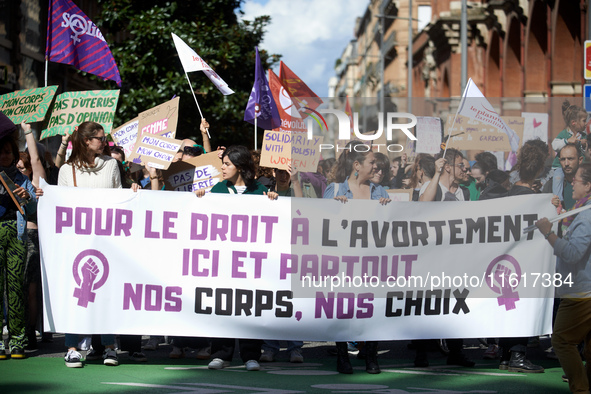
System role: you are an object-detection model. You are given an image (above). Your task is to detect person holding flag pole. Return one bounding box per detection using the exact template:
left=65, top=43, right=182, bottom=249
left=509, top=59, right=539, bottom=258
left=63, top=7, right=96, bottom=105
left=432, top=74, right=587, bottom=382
left=243, top=47, right=281, bottom=150
left=171, top=33, right=234, bottom=139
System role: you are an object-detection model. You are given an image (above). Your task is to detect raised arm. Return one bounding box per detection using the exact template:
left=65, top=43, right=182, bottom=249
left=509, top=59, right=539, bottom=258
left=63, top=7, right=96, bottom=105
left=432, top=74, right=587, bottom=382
left=200, top=118, right=212, bottom=154
left=419, top=157, right=445, bottom=202
left=21, top=122, right=46, bottom=187
left=55, top=130, right=71, bottom=168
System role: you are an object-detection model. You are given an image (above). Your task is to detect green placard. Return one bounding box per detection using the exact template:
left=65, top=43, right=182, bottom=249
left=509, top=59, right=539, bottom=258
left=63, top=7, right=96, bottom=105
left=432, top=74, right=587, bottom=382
left=0, top=86, right=58, bottom=124
left=40, top=90, right=120, bottom=139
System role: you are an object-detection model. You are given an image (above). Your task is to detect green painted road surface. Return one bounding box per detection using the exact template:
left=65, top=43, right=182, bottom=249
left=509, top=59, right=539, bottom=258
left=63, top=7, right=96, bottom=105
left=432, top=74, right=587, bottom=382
left=0, top=336, right=571, bottom=393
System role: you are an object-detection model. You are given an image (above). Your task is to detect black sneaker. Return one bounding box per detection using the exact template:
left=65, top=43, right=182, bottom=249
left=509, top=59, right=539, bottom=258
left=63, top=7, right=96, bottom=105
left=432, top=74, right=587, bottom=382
left=103, top=348, right=119, bottom=366
left=447, top=353, right=475, bottom=367
left=10, top=348, right=26, bottom=359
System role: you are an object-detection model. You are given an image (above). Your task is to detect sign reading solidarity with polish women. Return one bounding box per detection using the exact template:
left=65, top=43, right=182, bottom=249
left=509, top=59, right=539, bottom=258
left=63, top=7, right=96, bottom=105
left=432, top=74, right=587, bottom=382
left=39, top=184, right=558, bottom=341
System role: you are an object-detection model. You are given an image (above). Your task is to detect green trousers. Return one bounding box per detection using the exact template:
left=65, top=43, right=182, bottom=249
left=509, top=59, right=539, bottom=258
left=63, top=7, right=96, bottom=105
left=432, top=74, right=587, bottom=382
left=0, top=220, right=27, bottom=351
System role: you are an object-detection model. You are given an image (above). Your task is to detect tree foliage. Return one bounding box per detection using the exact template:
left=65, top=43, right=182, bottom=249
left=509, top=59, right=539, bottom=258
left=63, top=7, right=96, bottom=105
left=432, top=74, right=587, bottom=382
left=97, top=0, right=280, bottom=147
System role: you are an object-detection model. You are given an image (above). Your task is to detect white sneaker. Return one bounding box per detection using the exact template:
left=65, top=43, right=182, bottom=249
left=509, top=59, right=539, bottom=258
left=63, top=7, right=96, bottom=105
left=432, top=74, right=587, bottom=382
left=143, top=337, right=160, bottom=351
left=103, top=348, right=119, bottom=366
left=208, top=358, right=231, bottom=369
left=245, top=359, right=260, bottom=371
left=64, top=349, right=83, bottom=368
left=289, top=349, right=304, bottom=363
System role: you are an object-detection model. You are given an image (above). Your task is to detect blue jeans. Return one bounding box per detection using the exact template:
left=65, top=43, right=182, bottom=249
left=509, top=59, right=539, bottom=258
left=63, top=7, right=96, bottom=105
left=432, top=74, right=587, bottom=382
left=262, top=340, right=303, bottom=354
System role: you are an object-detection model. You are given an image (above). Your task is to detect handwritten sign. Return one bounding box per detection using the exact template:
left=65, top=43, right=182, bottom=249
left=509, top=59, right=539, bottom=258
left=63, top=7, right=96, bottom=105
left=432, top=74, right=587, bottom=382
left=445, top=114, right=524, bottom=151
left=128, top=133, right=183, bottom=170
left=261, top=130, right=323, bottom=172
left=521, top=112, right=548, bottom=143
left=40, top=90, right=120, bottom=139
left=162, top=152, right=222, bottom=192
left=0, top=86, right=58, bottom=124
left=415, top=116, right=442, bottom=154
left=136, top=97, right=180, bottom=140
left=386, top=189, right=413, bottom=201
left=111, top=118, right=139, bottom=157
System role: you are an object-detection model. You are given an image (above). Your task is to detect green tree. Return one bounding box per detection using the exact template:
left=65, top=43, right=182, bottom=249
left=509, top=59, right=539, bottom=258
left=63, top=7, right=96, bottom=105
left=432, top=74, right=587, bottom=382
left=97, top=0, right=280, bottom=147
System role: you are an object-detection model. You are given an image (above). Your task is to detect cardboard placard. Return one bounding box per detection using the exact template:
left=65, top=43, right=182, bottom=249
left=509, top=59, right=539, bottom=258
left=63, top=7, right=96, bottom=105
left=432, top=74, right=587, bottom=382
left=386, top=188, right=413, bottom=202
left=0, top=86, right=58, bottom=124
left=128, top=133, right=183, bottom=170
left=445, top=114, right=524, bottom=151
left=136, top=97, right=180, bottom=139
left=111, top=118, right=139, bottom=157
left=415, top=116, right=442, bottom=154
left=261, top=130, right=323, bottom=172
left=521, top=112, right=549, bottom=143
left=162, top=152, right=222, bottom=193
left=40, top=90, right=120, bottom=139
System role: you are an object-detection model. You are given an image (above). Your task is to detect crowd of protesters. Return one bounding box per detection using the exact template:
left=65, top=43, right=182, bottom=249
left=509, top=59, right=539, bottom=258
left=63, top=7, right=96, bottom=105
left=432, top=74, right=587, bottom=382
left=1, top=99, right=591, bottom=392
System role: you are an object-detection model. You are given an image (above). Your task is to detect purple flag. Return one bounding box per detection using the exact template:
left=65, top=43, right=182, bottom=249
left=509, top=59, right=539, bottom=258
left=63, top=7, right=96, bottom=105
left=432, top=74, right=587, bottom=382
left=46, top=0, right=121, bottom=86
left=244, top=47, right=281, bottom=129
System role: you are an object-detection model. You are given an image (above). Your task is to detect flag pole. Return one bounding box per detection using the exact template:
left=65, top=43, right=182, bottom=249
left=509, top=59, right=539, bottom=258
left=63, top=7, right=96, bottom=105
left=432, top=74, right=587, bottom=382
left=45, top=60, right=48, bottom=87
left=442, top=79, right=471, bottom=159
left=254, top=114, right=258, bottom=150
left=183, top=71, right=210, bottom=138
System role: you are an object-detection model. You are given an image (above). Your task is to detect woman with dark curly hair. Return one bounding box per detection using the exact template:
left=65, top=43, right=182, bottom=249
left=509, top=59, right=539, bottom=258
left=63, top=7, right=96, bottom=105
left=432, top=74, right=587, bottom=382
left=195, top=145, right=277, bottom=371
left=509, top=138, right=549, bottom=196
left=494, top=138, right=549, bottom=373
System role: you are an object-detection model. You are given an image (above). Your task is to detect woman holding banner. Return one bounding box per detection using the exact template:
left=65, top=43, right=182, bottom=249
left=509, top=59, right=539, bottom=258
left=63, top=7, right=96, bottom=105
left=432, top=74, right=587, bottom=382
left=0, top=113, right=37, bottom=359
left=536, top=163, right=591, bottom=393
left=323, top=140, right=390, bottom=375
left=58, top=121, right=137, bottom=368
left=195, top=145, right=277, bottom=371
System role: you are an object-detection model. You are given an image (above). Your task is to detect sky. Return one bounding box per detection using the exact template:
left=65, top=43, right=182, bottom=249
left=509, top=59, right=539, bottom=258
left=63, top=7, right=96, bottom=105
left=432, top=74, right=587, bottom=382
left=240, top=0, right=369, bottom=97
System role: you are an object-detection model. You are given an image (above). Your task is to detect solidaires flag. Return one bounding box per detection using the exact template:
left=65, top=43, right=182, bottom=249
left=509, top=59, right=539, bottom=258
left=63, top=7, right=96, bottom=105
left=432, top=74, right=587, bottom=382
left=244, top=47, right=281, bottom=130
left=46, top=0, right=121, bottom=86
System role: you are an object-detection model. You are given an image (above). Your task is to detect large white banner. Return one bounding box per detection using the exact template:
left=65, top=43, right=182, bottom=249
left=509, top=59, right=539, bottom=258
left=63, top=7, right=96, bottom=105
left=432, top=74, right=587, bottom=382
left=39, top=185, right=558, bottom=341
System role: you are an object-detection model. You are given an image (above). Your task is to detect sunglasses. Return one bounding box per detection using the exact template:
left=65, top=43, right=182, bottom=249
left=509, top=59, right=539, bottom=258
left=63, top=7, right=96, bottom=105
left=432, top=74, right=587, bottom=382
left=89, top=136, right=107, bottom=143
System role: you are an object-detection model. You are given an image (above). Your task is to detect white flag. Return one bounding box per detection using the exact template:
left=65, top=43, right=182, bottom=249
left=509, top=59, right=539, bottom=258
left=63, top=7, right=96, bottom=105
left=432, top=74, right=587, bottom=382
left=458, top=78, right=520, bottom=152
left=171, top=33, right=234, bottom=96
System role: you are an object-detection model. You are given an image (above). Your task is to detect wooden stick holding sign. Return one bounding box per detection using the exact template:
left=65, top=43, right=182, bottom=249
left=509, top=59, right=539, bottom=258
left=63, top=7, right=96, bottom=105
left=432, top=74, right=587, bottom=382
left=0, top=171, right=25, bottom=215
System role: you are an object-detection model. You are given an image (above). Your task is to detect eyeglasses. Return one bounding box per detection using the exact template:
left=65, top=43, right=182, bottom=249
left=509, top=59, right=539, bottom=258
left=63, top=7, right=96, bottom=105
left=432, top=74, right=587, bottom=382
left=89, top=136, right=107, bottom=143
left=572, top=178, right=587, bottom=185
left=454, top=163, right=467, bottom=170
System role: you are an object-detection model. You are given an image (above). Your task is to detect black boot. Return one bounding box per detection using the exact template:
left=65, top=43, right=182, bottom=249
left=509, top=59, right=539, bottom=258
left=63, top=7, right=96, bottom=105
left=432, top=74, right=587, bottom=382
left=508, top=351, right=544, bottom=373
left=365, top=341, right=380, bottom=374
left=336, top=342, right=353, bottom=374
